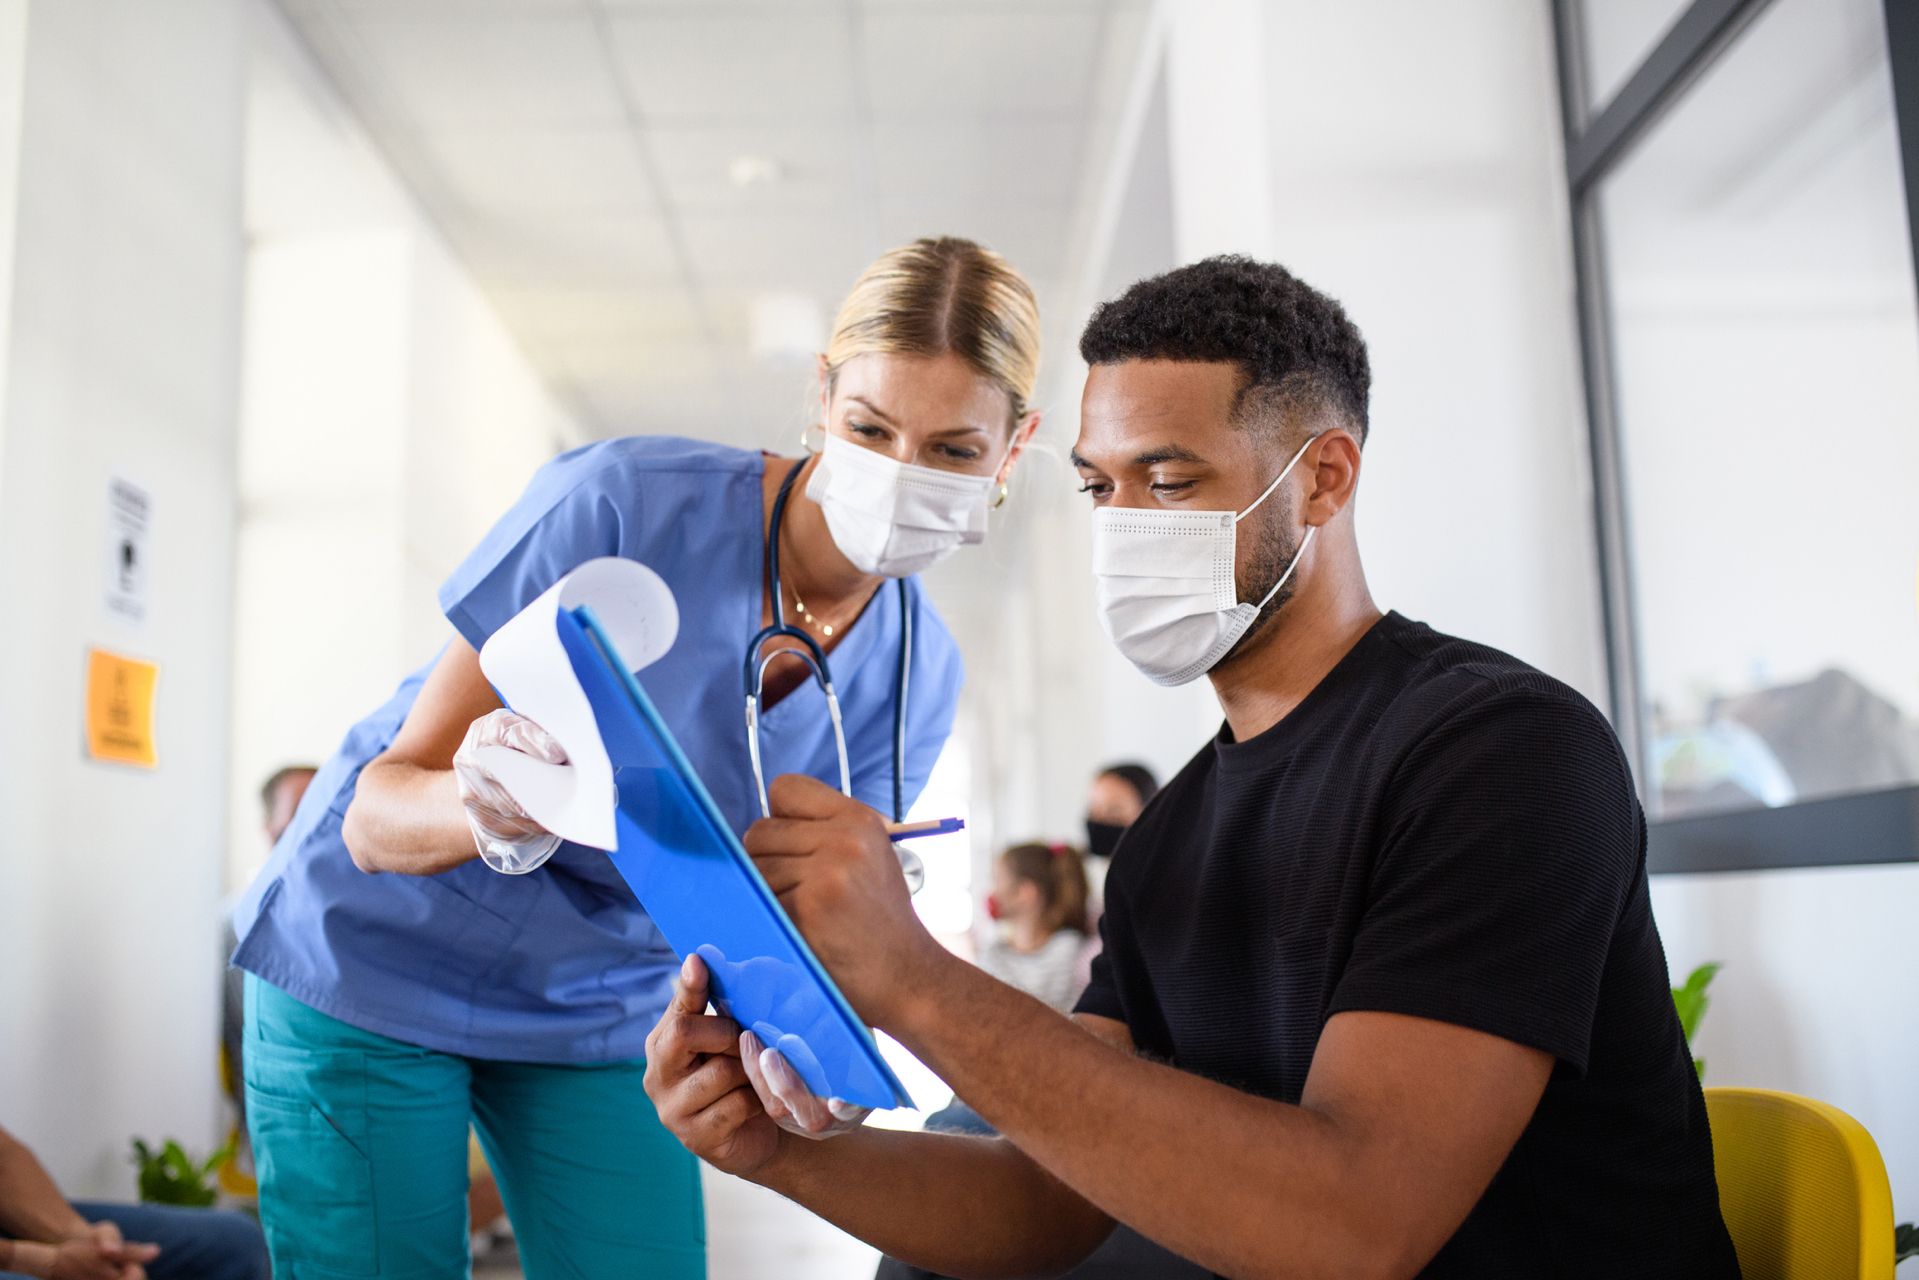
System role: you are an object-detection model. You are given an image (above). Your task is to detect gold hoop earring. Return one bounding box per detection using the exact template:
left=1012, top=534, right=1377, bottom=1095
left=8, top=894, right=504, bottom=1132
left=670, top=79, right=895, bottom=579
left=992, top=481, right=1009, bottom=510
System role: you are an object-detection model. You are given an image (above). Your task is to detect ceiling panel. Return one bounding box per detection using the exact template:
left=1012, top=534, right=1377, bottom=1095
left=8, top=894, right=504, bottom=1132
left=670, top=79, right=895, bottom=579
left=322, top=0, right=587, bottom=11
left=679, top=210, right=871, bottom=297
left=408, top=126, right=657, bottom=213
left=607, top=10, right=858, bottom=124
left=340, top=11, right=626, bottom=127
left=861, top=7, right=1100, bottom=115
left=871, top=116, right=1081, bottom=210
left=449, top=211, right=683, bottom=287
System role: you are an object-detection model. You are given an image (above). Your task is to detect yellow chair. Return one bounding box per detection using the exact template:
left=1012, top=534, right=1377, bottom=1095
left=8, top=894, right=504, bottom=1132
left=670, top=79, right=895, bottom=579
left=1705, top=1087, right=1895, bottom=1280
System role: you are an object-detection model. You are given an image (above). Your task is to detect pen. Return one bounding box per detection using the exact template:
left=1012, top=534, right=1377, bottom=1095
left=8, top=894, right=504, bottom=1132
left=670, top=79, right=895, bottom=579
left=885, top=817, right=965, bottom=842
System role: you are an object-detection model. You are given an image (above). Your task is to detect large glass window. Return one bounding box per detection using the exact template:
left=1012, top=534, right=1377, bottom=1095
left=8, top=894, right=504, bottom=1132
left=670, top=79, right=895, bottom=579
left=1556, top=0, right=1919, bottom=867
left=1577, top=0, right=1694, bottom=110
left=1599, top=0, right=1919, bottom=819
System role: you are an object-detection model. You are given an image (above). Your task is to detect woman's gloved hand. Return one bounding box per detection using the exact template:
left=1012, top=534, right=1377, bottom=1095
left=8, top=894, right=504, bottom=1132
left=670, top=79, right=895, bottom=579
left=739, top=1029, right=872, bottom=1139
left=454, top=709, right=567, bottom=875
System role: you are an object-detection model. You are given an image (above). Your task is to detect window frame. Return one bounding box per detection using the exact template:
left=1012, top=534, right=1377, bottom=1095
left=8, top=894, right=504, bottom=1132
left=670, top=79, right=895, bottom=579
left=1549, top=0, right=1919, bottom=873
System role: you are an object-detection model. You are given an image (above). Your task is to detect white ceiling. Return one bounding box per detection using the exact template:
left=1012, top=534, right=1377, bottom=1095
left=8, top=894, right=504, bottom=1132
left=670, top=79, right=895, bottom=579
left=273, top=0, right=1147, bottom=445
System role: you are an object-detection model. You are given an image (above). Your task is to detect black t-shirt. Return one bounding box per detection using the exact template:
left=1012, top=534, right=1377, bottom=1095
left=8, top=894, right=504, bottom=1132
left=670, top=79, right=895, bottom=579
left=1076, top=613, right=1738, bottom=1278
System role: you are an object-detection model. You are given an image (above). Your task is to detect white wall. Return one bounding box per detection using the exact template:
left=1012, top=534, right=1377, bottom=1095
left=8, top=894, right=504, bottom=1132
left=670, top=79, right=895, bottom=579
left=0, top=0, right=245, bottom=1196
left=1255, top=0, right=1605, bottom=700
left=225, top=1, right=579, bottom=889
left=0, top=0, right=26, bottom=487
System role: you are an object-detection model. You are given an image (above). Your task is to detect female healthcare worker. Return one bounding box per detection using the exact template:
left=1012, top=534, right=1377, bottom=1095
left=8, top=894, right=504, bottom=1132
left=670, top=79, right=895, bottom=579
left=229, top=236, right=1042, bottom=1279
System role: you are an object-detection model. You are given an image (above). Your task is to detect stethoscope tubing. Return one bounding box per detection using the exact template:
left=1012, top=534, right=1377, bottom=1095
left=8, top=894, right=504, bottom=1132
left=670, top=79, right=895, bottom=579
left=744, top=457, right=910, bottom=824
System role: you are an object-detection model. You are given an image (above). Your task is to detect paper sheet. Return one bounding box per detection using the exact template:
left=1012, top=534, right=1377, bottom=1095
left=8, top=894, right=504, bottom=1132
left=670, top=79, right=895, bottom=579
left=475, top=557, right=680, bottom=849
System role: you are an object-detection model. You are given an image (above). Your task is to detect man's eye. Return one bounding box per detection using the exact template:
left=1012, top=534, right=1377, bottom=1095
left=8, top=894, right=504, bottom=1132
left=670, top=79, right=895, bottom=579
left=1076, top=481, right=1111, bottom=497
left=1150, top=481, right=1195, bottom=496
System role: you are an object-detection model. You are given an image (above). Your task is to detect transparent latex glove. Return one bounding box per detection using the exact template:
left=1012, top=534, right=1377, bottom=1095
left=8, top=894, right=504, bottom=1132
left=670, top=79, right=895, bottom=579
left=454, top=708, right=566, bottom=875
left=739, top=1029, right=872, bottom=1139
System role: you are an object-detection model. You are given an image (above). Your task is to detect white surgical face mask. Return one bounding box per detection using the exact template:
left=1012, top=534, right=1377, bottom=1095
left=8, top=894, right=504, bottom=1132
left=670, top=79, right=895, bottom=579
left=1091, top=436, right=1318, bottom=687
left=806, top=431, right=997, bottom=577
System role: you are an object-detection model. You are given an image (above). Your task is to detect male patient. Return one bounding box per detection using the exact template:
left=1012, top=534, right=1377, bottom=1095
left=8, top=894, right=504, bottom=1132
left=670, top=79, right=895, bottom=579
left=644, top=257, right=1739, bottom=1279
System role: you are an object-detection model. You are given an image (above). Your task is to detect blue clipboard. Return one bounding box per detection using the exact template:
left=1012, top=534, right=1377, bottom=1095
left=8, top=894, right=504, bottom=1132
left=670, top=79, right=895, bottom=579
left=558, top=602, right=914, bottom=1111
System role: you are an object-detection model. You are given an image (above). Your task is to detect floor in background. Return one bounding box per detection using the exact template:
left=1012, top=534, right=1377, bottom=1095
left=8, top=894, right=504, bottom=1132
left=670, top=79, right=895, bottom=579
left=703, top=1164, right=880, bottom=1280
left=466, top=1165, right=880, bottom=1279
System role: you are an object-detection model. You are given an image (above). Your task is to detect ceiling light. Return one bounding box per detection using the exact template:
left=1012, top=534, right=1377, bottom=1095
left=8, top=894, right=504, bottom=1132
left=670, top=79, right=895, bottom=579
left=729, top=154, right=784, bottom=189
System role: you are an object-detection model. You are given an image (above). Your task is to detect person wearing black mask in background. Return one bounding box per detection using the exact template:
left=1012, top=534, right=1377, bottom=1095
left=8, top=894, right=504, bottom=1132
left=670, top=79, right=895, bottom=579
left=1084, top=762, right=1157, bottom=860
left=1081, top=762, right=1157, bottom=952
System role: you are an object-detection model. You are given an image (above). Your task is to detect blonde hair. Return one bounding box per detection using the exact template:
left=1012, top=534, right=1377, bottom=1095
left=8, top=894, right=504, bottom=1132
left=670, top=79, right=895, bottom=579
left=824, top=236, right=1041, bottom=421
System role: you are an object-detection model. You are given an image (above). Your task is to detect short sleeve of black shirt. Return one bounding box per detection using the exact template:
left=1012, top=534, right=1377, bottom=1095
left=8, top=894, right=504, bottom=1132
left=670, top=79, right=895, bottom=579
left=1329, top=682, right=1637, bottom=1072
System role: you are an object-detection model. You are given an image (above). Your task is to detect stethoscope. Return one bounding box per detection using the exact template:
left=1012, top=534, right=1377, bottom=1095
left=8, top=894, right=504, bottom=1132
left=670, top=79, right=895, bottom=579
left=743, top=458, right=914, bottom=831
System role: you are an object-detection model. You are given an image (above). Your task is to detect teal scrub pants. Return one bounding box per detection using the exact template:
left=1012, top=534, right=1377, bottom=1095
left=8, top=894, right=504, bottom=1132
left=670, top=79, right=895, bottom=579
left=243, top=976, right=705, bottom=1280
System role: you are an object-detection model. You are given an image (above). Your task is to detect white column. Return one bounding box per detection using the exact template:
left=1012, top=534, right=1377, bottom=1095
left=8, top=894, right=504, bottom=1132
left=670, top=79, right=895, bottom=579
left=1163, top=0, right=1278, bottom=262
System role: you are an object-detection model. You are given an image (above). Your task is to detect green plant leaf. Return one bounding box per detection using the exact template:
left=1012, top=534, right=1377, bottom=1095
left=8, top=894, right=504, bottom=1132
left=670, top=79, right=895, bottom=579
left=1894, top=1220, right=1916, bottom=1263
left=128, top=1135, right=224, bottom=1207
left=1671, top=962, right=1721, bottom=1042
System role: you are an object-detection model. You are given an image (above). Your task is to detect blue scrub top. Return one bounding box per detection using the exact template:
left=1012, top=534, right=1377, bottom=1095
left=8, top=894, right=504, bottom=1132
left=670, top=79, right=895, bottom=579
left=232, top=436, right=963, bottom=1064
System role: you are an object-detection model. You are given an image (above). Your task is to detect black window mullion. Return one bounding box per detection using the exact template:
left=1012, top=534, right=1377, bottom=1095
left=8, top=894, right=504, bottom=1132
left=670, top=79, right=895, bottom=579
left=1566, top=0, right=1774, bottom=194
left=1885, top=0, right=1919, bottom=299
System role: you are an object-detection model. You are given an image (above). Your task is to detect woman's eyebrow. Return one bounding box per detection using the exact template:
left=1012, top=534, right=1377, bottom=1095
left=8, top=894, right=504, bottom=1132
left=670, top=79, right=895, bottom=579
left=844, top=395, right=898, bottom=425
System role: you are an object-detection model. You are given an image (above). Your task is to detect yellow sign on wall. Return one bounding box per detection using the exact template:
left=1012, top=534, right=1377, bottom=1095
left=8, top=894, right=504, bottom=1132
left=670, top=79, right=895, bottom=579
left=85, top=647, right=158, bottom=768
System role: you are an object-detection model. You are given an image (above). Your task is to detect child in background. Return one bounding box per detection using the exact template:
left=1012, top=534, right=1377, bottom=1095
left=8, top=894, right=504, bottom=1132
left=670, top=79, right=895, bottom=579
left=977, top=842, right=1091, bottom=1015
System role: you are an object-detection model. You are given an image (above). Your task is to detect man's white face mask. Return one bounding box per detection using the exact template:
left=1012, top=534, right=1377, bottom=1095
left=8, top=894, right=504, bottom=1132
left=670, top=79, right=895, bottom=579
left=806, top=432, right=998, bottom=578
left=1090, top=436, right=1318, bottom=687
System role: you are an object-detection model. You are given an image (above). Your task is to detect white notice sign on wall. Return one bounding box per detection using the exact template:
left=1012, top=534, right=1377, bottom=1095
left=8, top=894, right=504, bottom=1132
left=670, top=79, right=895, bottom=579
left=105, top=477, right=151, bottom=624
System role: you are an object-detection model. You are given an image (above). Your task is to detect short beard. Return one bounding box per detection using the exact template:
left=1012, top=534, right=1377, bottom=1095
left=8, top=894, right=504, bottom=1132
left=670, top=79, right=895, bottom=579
left=1215, top=496, right=1305, bottom=670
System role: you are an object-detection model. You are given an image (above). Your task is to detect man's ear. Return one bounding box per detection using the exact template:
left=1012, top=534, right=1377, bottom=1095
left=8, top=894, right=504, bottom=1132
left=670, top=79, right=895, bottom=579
left=1303, top=427, right=1362, bottom=527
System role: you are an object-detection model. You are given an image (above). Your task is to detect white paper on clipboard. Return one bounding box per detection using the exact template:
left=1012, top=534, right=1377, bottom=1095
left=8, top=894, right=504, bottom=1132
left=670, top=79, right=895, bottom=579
left=474, top=557, right=680, bottom=849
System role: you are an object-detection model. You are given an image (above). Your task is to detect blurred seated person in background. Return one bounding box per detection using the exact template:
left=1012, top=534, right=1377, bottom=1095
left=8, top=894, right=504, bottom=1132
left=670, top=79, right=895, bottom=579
left=260, top=766, right=317, bottom=850
left=978, top=842, right=1091, bottom=1015
left=0, top=1124, right=267, bottom=1280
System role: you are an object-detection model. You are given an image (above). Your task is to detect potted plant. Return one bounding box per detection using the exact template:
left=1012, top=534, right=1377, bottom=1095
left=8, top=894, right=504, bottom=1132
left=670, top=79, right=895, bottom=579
left=130, top=1136, right=236, bottom=1208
